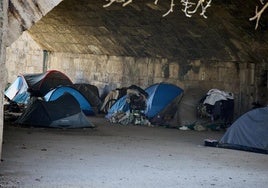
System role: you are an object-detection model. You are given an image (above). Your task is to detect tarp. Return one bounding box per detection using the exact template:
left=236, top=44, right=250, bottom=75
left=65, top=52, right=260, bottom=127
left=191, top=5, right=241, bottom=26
left=107, top=82, right=183, bottom=121
left=5, top=76, right=29, bottom=104
left=16, top=93, right=94, bottom=128
left=197, top=89, right=234, bottom=125
left=219, top=107, right=268, bottom=154
left=100, top=87, right=128, bottom=113
left=44, top=86, right=95, bottom=115
left=203, top=89, right=234, bottom=105
left=4, top=70, right=72, bottom=104
left=106, top=95, right=128, bottom=117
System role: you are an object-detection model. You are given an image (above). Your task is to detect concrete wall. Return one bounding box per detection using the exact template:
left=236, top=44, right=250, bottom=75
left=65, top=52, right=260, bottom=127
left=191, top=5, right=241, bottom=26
left=0, top=0, right=8, bottom=159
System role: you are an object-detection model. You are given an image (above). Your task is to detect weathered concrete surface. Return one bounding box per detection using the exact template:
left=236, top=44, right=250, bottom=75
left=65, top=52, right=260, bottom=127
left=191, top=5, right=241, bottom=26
left=0, top=0, right=8, bottom=159
left=1, top=117, right=268, bottom=187
left=7, top=0, right=62, bottom=46
left=27, top=0, right=268, bottom=62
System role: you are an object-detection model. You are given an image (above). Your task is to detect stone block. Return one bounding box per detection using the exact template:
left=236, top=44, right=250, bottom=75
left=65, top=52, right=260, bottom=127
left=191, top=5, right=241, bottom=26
left=169, top=63, right=179, bottom=79
left=106, top=56, right=123, bottom=74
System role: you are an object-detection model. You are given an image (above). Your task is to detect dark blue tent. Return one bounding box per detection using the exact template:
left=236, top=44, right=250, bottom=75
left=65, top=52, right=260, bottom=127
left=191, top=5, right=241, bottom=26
left=106, top=83, right=183, bottom=121
left=218, top=107, right=268, bottom=154
left=145, top=83, right=183, bottom=118
left=44, top=86, right=95, bottom=115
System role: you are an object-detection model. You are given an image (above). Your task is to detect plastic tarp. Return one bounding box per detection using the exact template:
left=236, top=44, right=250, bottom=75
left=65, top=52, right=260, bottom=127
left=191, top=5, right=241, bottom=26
left=16, top=93, right=94, bottom=128
left=203, top=89, right=234, bottom=105
left=106, top=95, right=129, bottom=118
left=4, top=76, right=29, bottom=104
left=219, top=107, right=268, bottom=154
left=44, top=86, right=95, bottom=115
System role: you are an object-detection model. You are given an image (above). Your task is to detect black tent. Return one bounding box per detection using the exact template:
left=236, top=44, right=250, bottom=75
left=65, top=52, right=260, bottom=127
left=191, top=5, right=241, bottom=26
left=72, top=83, right=102, bottom=112
left=16, top=93, right=94, bottom=128
left=73, top=83, right=100, bottom=98
left=24, top=70, right=72, bottom=97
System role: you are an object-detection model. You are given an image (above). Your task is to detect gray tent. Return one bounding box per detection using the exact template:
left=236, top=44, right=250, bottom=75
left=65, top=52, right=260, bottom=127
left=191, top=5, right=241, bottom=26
left=16, top=93, right=94, bottom=128
left=218, top=107, right=268, bottom=154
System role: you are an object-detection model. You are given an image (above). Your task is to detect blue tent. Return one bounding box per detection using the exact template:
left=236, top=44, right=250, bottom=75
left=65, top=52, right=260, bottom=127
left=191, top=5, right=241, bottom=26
left=145, top=83, right=183, bottom=118
left=44, top=86, right=95, bottom=115
left=107, top=83, right=183, bottom=120
left=218, top=107, right=268, bottom=154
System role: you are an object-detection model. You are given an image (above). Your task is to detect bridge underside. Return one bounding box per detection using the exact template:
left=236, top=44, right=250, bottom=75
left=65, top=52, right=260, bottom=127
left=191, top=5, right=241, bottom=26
left=8, top=0, right=268, bottom=62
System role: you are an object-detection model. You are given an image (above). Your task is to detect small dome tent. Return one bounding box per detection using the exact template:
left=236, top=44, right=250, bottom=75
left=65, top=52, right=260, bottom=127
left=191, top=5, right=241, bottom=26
left=218, top=107, right=268, bottom=154
left=16, top=93, right=94, bottom=128
left=145, top=82, right=184, bottom=119
left=44, top=86, right=96, bottom=115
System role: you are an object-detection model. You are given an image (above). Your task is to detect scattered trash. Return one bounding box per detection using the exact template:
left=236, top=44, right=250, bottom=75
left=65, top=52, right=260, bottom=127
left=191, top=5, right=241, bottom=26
left=179, top=126, right=190, bottom=131
left=204, top=139, right=219, bottom=147
left=194, top=124, right=207, bottom=131
left=178, top=120, right=225, bottom=131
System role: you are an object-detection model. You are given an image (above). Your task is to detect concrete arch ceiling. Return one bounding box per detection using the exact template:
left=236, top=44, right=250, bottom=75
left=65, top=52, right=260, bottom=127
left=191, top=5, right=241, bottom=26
left=9, top=0, right=268, bottom=62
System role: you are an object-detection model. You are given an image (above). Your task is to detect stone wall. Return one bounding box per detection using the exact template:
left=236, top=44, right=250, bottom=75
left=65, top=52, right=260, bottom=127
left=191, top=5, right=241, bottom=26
left=6, top=31, right=43, bottom=83
left=47, top=52, right=255, bottom=122
left=48, top=52, right=242, bottom=95
left=47, top=52, right=184, bottom=96
left=6, top=34, right=266, bottom=124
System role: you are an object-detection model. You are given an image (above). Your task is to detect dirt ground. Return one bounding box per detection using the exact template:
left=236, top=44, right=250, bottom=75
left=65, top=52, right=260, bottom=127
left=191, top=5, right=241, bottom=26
left=0, top=116, right=267, bottom=188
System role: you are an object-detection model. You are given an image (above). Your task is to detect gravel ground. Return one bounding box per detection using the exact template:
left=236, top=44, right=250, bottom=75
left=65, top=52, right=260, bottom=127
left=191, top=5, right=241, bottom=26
left=1, top=117, right=267, bottom=188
